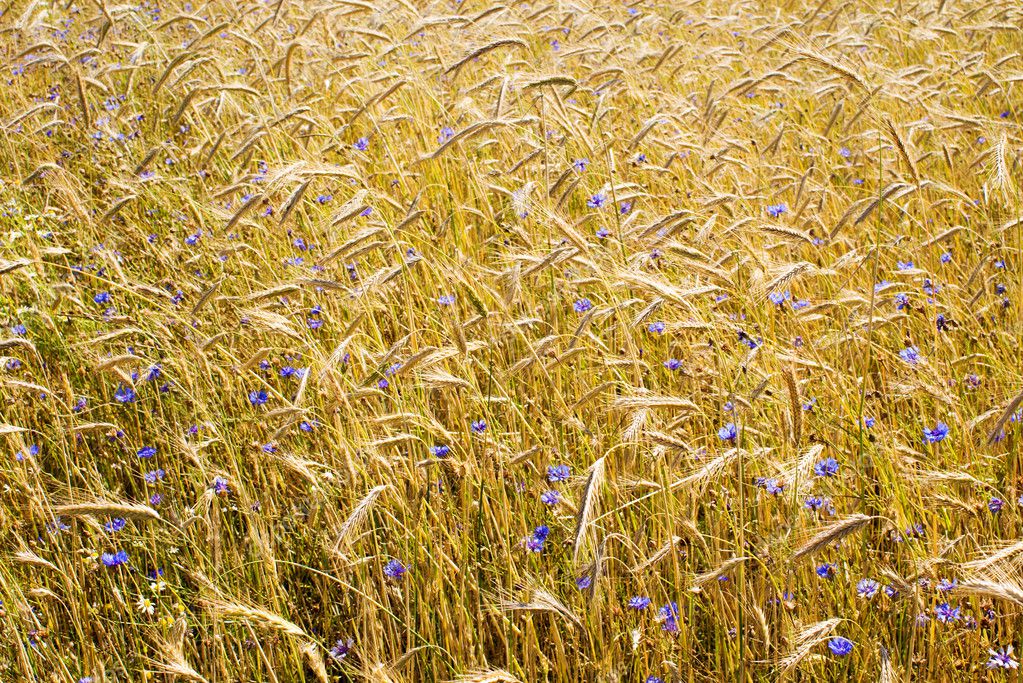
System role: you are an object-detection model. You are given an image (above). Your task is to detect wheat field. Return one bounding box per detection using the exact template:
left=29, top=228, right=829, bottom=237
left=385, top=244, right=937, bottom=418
left=0, top=0, right=1021, bottom=680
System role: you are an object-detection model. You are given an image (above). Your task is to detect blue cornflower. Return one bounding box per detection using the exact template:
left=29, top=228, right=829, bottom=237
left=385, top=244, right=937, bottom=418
left=595, top=227, right=610, bottom=239
left=803, top=496, right=831, bottom=513
left=573, top=298, right=592, bottom=313
left=986, top=646, right=1018, bottom=670
left=11, top=323, right=26, bottom=336
left=437, top=294, right=456, bottom=306
left=816, top=563, right=836, bottom=579
left=658, top=602, right=680, bottom=632
left=212, top=476, right=229, bottom=494
left=897, top=260, right=914, bottom=270
left=540, top=490, right=560, bottom=505
left=814, top=457, right=839, bottom=477
left=768, top=290, right=791, bottom=305
left=101, top=550, right=129, bottom=567
left=353, top=137, right=369, bottom=151
left=248, top=389, right=269, bottom=406
left=718, top=423, right=738, bottom=442
left=587, top=192, right=607, bottom=209
left=438, top=126, right=455, bottom=143
left=937, top=578, right=958, bottom=592
left=989, top=497, right=1004, bottom=513
left=93, top=292, right=111, bottom=305
left=628, top=596, right=651, bottom=610
left=114, top=385, right=137, bottom=403
left=894, top=292, right=910, bottom=310
left=572, top=158, right=588, bottom=172
left=144, top=469, right=165, bottom=484
left=936, top=314, right=948, bottom=331
left=899, top=346, right=921, bottom=364
left=646, top=677, right=664, bottom=683
left=329, top=638, right=354, bottom=661
left=430, top=445, right=450, bottom=458
left=648, top=321, right=666, bottom=334
left=137, top=445, right=156, bottom=459
left=857, top=578, right=880, bottom=598
left=664, top=358, right=682, bottom=371
left=526, top=525, right=549, bottom=552
left=828, top=637, right=853, bottom=656
left=766, top=203, right=787, bottom=218
left=104, top=518, right=126, bottom=533
left=547, top=464, right=571, bottom=482
left=383, top=559, right=407, bottom=579
left=934, top=602, right=960, bottom=623
left=940, top=251, right=952, bottom=264
left=471, top=419, right=487, bottom=433
left=923, top=421, right=949, bottom=444
left=575, top=575, right=592, bottom=590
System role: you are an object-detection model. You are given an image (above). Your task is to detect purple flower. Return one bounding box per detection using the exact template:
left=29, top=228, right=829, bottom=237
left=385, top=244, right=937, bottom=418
left=248, top=389, right=269, bottom=406
left=628, top=596, right=651, bottom=610
left=212, top=476, right=229, bottom=494
left=899, top=346, right=921, bottom=364
left=101, top=550, right=129, bottom=567
left=144, top=469, right=165, bottom=484
left=657, top=602, right=680, bottom=632
left=664, top=358, right=682, bottom=371
left=987, top=646, right=1018, bottom=670
left=114, top=385, right=137, bottom=403
left=438, top=126, right=455, bottom=144
left=137, top=446, right=156, bottom=459
left=857, top=578, right=880, bottom=599
left=430, top=445, right=450, bottom=458
left=828, top=637, right=853, bottom=656
left=547, top=464, right=571, bottom=482
left=766, top=203, right=787, bottom=218
left=471, top=420, right=487, bottom=434
left=989, top=497, right=1004, bottom=513
left=768, top=290, right=791, bottom=305
left=353, top=137, right=369, bottom=151
left=718, top=423, right=737, bottom=442
left=648, top=321, right=665, bottom=334
left=437, top=294, right=456, bottom=306
left=572, top=158, right=588, bottom=172
left=383, top=559, right=407, bottom=579
left=816, top=563, right=836, bottom=580
left=93, top=292, right=111, bottom=305
left=575, top=575, right=591, bottom=590
left=934, top=602, right=960, bottom=623
left=329, top=638, right=354, bottom=661
left=586, top=192, right=607, bottom=209
left=540, top=490, right=560, bottom=505
left=923, top=421, right=949, bottom=444
left=573, top=298, right=593, bottom=313
left=814, top=458, right=839, bottom=477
